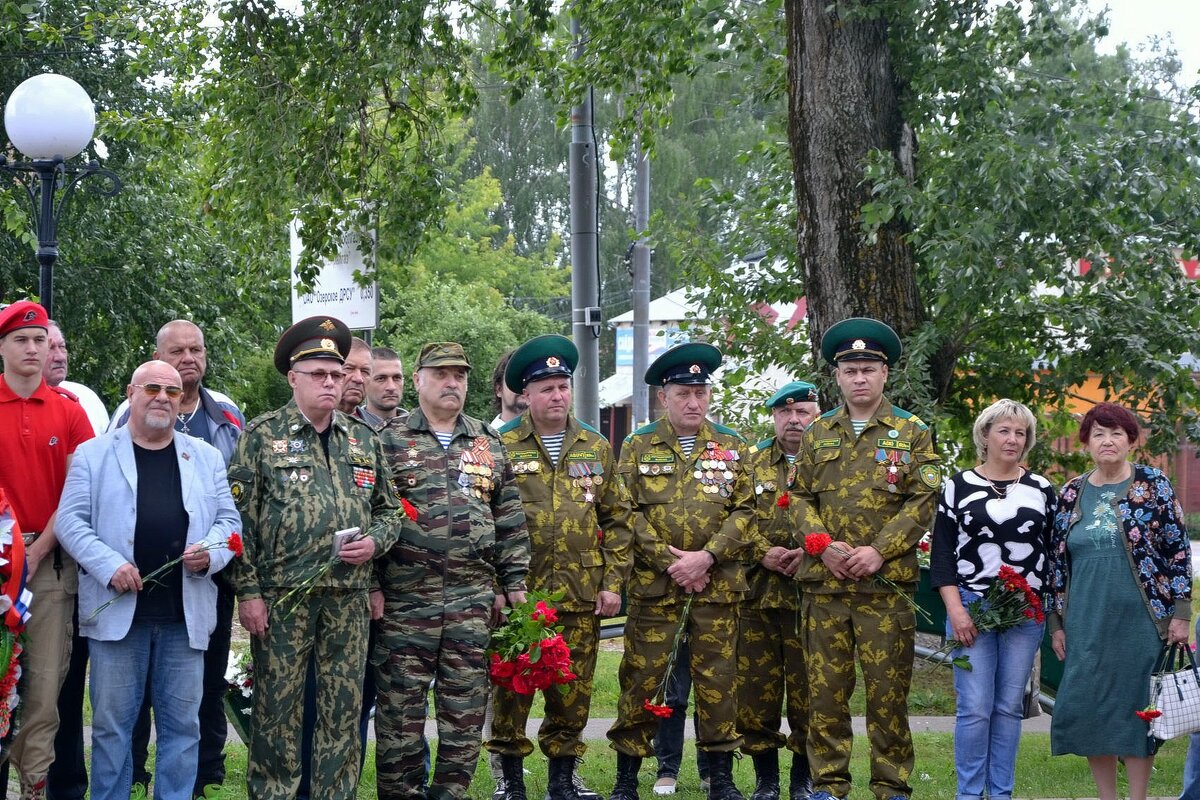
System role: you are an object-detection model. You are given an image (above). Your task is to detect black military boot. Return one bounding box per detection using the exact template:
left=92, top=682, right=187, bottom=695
left=609, top=752, right=643, bottom=800
left=501, top=755, right=528, bottom=800
left=547, top=756, right=582, bottom=800
left=788, top=753, right=812, bottom=800
left=749, top=751, right=780, bottom=800
left=706, top=751, right=746, bottom=800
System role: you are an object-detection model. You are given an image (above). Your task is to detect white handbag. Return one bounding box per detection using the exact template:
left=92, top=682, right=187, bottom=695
left=1148, top=643, right=1200, bottom=745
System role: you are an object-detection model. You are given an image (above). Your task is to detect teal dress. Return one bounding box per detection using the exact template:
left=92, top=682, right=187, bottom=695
left=1051, top=477, right=1161, bottom=757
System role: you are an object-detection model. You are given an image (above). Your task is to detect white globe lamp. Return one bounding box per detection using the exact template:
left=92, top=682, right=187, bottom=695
left=4, top=74, right=96, bottom=161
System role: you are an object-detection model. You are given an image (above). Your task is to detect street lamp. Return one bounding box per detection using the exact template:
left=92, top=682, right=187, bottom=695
left=1, top=73, right=120, bottom=319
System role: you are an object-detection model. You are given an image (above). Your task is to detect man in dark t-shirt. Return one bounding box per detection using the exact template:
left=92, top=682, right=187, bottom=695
left=56, top=360, right=240, bottom=800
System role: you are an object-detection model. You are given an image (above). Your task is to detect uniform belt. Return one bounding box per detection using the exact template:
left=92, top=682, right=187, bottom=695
left=21, top=531, right=40, bottom=545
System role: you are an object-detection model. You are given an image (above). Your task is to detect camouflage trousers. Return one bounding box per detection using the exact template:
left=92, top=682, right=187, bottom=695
left=737, top=604, right=808, bottom=755
left=247, top=588, right=368, bottom=800
left=803, top=591, right=914, bottom=800
left=487, top=610, right=599, bottom=759
left=608, top=598, right=743, bottom=756
left=373, top=596, right=491, bottom=800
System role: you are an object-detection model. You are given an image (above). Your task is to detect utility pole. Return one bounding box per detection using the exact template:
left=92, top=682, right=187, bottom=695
left=569, top=15, right=601, bottom=427
left=631, top=138, right=651, bottom=427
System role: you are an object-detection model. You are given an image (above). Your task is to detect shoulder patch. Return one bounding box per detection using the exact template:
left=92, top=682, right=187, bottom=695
left=496, top=418, right=521, bottom=435
left=918, top=464, right=941, bottom=489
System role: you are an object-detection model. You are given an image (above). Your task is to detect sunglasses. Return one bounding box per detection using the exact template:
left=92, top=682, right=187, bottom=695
left=131, top=383, right=184, bottom=398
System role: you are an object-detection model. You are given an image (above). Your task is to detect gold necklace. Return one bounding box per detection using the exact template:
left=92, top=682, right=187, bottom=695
left=977, top=466, right=1023, bottom=498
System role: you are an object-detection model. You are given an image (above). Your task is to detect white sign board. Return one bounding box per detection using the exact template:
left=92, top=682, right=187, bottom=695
left=289, top=221, right=379, bottom=330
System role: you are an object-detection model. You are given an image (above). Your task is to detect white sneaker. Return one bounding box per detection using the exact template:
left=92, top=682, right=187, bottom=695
left=654, top=777, right=678, bottom=796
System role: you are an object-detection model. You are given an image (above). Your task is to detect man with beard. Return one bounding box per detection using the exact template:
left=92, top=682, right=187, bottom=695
left=56, top=360, right=239, bottom=800
left=0, top=301, right=94, bottom=800
left=487, top=335, right=633, bottom=800
left=338, top=338, right=372, bottom=417
left=491, top=349, right=528, bottom=428
left=86, top=319, right=245, bottom=799
left=228, top=316, right=403, bottom=800
left=740, top=382, right=821, bottom=800
left=376, top=342, right=529, bottom=800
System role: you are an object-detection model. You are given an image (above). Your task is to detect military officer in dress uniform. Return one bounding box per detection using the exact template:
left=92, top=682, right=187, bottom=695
left=486, top=334, right=634, bottom=800
left=607, top=342, right=754, bottom=800
left=740, top=382, right=821, bottom=800
left=375, top=342, right=530, bottom=800
left=789, top=319, right=941, bottom=800
left=227, top=316, right=405, bottom=800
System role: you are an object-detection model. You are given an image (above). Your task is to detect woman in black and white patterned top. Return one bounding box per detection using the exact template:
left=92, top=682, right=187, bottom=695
left=930, top=399, right=1058, bottom=800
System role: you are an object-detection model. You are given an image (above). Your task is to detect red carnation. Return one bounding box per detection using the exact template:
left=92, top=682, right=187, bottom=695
left=918, top=539, right=930, bottom=553
left=643, top=699, right=673, bottom=718
left=776, top=492, right=790, bottom=509
left=1135, top=707, right=1163, bottom=721
left=227, top=533, right=244, bottom=557
left=400, top=499, right=418, bottom=522
left=804, top=532, right=833, bottom=557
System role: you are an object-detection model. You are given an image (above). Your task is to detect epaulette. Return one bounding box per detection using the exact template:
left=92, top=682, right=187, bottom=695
left=890, top=405, right=928, bottom=430
left=749, top=437, right=774, bottom=454
left=709, top=421, right=745, bottom=442
left=49, top=385, right=80, bottom=403
left=244, top=408, right=283, bottom=432
left=577, top=419, right=602, bottom=436
left=819, top=406, right=842, bottom=419
left=629, top=421, right=658, bottom=439
left=496, top=417, right=521, bottom=435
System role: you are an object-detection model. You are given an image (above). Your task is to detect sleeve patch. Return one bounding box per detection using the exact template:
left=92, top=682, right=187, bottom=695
left=918, top=465, right=941, bottom=489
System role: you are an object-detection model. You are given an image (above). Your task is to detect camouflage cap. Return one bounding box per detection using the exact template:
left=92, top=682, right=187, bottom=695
left=416, top=342, right=472, bottom=371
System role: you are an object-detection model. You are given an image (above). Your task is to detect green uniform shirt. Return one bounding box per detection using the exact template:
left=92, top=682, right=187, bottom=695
left=378, top=407, right=529, bottom=598
left=792, top=397, right=940, bottom=592
left=617, top=417, right=754, bottom=604
left=227, top=400, right=404, bottom=601
left=498, top=412, right=634, bottom=612
left=745, top=436, right=802, bottom=610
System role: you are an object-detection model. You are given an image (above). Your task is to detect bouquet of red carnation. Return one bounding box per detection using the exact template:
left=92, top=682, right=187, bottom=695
left=489, top=591, right=576, bottom=695
left=933, top=565, right=1045, bottom=671
left=641, top=592, right=696, bottom=720
left=804, top=532, right=932, bottom=624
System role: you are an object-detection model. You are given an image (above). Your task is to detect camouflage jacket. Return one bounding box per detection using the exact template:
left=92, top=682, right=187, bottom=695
left=745, top=436, right=802, bottom=610
left=497, top=412, right=634, bottom=612
left=618, top=417, right=754, bottom=604
left=791, top=397, right=940, bottom=593
left=227, top=400, right=404, bottom=600
left=378, top=407, right=529, bottom=600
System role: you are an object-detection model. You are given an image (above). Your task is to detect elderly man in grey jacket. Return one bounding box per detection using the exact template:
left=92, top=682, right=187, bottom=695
left=57, top=359, right=239, bottom=800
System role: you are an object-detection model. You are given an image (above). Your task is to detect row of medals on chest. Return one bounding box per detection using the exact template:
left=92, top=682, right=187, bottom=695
left=639, top=441, right=740, bottom=496
left=398, top=437, right=495, bottom=499
left=513, top=458, right=604, bottom=503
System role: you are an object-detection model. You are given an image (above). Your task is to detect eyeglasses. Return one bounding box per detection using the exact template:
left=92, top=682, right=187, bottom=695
left=131, top=383, right=184, bottom=398
left=292, top=369, right=346, bottom=384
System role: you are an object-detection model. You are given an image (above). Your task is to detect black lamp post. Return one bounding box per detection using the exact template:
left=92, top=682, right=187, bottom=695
left=1, top=73, right=120, bottom=319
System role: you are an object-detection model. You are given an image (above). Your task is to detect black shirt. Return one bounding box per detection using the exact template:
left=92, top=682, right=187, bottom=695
left=132, top=441, right=189, bottom=623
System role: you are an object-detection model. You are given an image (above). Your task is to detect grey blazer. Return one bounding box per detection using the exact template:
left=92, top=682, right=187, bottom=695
left=57, top=426, right=239, bottom=650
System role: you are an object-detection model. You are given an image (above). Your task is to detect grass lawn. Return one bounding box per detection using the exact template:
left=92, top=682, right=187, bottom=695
left=114, top=733, right=1188, bottom=799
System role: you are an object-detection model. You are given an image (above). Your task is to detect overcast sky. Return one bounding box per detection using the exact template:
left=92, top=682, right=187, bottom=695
left=1087, top=0, right=1200, bottom=83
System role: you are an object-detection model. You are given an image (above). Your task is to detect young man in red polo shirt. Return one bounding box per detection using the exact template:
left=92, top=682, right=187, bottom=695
left=0, top=301, right=93, bottom=800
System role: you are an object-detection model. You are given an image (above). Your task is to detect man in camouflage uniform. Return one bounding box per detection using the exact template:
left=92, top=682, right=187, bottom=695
left=608, top=342, right=754, bottom=800
left=741, top=382, right=821, bottom=800
left=375, top=342, right=530, bottom=800
left=486, top=335, right=634, bottom=800
left=789, top=318, right=940, bottom=800
left=227, top=316, right=404, bottom=800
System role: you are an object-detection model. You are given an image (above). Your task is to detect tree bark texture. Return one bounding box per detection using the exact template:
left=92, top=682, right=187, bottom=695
left=786, top=0, right=926, bottom=361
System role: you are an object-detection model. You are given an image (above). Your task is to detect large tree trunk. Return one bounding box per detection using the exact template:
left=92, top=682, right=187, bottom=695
left=786, top=0, right=928, bottom=370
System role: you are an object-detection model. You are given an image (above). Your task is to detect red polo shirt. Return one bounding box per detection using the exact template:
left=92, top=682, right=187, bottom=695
left=0, top=376, right=94, bottom=533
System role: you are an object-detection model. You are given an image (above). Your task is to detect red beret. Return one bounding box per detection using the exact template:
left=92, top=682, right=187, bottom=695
left=0, top=301, right=49, bottom=338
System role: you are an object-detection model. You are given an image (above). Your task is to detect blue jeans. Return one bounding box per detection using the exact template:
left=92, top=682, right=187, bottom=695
left=948, top=589, right=1043, bottom=800
left=653, top=637, right=709, bottom=780
left=89, top=621, right=204, bottom=800
left=1181, top=620, right=1200, bottom=800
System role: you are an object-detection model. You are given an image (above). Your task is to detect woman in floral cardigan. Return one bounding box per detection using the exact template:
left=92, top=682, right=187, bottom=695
left=1047, top=402, right=1191, bottom=800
